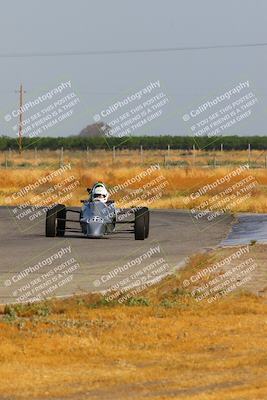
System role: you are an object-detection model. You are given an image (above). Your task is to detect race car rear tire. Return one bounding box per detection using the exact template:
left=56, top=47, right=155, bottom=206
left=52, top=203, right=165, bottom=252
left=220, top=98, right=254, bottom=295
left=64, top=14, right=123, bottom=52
left=135, top=207, right=148, bottom=240
left=45, top=204, right=66, bottom=237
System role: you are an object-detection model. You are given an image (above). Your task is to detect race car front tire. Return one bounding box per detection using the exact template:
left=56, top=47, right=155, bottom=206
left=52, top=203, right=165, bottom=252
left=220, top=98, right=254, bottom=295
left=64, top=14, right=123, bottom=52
left=135, top=207, right=149, bottom=240
left=56, top=205, right=66, bottom=237
left=143, top=207, right=149, bottom=238
left=45, top=204, right=66, bottom=237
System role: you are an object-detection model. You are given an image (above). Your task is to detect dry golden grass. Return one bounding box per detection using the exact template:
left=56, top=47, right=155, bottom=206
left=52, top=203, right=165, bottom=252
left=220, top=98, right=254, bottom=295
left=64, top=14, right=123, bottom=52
left=0, top=250, right=267, bottom=400
left=1, top=148, right=267, bottom=169
left=1, top=150, right=267, bottom=398
left=1, top=149, right=267, bottom=212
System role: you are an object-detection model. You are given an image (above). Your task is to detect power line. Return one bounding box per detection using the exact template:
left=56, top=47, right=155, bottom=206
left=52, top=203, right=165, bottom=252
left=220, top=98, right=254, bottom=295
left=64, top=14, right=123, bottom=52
left=0, top=42, right=267, bottom=58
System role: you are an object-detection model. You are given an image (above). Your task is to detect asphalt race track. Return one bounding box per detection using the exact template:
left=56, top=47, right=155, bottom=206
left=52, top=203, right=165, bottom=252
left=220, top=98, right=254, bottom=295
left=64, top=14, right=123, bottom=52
left=0, top=207, right=233, bottom=304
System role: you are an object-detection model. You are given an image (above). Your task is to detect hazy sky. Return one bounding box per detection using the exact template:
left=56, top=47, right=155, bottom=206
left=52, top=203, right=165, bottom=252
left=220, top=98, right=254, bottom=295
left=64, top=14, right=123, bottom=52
left=0, top=0, right=266, bottom=139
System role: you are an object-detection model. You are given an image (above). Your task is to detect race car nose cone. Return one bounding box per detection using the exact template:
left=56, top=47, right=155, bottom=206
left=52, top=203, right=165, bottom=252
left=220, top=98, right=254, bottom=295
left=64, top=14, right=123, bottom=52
left=86, top=221, right=106, bottom=238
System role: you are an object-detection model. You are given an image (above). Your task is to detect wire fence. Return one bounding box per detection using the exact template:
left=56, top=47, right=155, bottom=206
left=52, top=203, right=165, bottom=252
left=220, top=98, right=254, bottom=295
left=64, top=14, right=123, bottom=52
left=1, top=146, right=267, bottom=169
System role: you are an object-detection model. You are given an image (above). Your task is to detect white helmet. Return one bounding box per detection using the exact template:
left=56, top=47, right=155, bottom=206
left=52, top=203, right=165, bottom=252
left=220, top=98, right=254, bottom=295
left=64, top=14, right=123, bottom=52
left=91, top=182, right=109, bottom=203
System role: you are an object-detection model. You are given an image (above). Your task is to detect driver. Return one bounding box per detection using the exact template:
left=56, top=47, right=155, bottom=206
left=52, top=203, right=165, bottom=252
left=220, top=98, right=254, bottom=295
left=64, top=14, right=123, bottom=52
left=89, top=182, right=109, bottom=203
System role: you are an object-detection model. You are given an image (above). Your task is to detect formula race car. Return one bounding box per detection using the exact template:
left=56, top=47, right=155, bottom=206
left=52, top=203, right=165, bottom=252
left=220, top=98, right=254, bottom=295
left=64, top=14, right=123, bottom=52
left=45, top=184, right=149, bottom=240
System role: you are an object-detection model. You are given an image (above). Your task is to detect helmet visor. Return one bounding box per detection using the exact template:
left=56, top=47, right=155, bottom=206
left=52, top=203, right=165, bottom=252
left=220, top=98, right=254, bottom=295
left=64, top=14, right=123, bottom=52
left=93, top=193, right=106, bottom=199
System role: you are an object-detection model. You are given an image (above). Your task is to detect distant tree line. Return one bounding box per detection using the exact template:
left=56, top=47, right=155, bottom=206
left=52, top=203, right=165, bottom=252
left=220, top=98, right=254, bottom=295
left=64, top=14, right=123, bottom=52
left=1, top=135, right=267, bottom=151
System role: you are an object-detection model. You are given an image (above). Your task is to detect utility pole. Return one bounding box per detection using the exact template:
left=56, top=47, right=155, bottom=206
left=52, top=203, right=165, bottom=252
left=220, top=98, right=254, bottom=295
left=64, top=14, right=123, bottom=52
left=15, top=84, right=26, bottom=154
